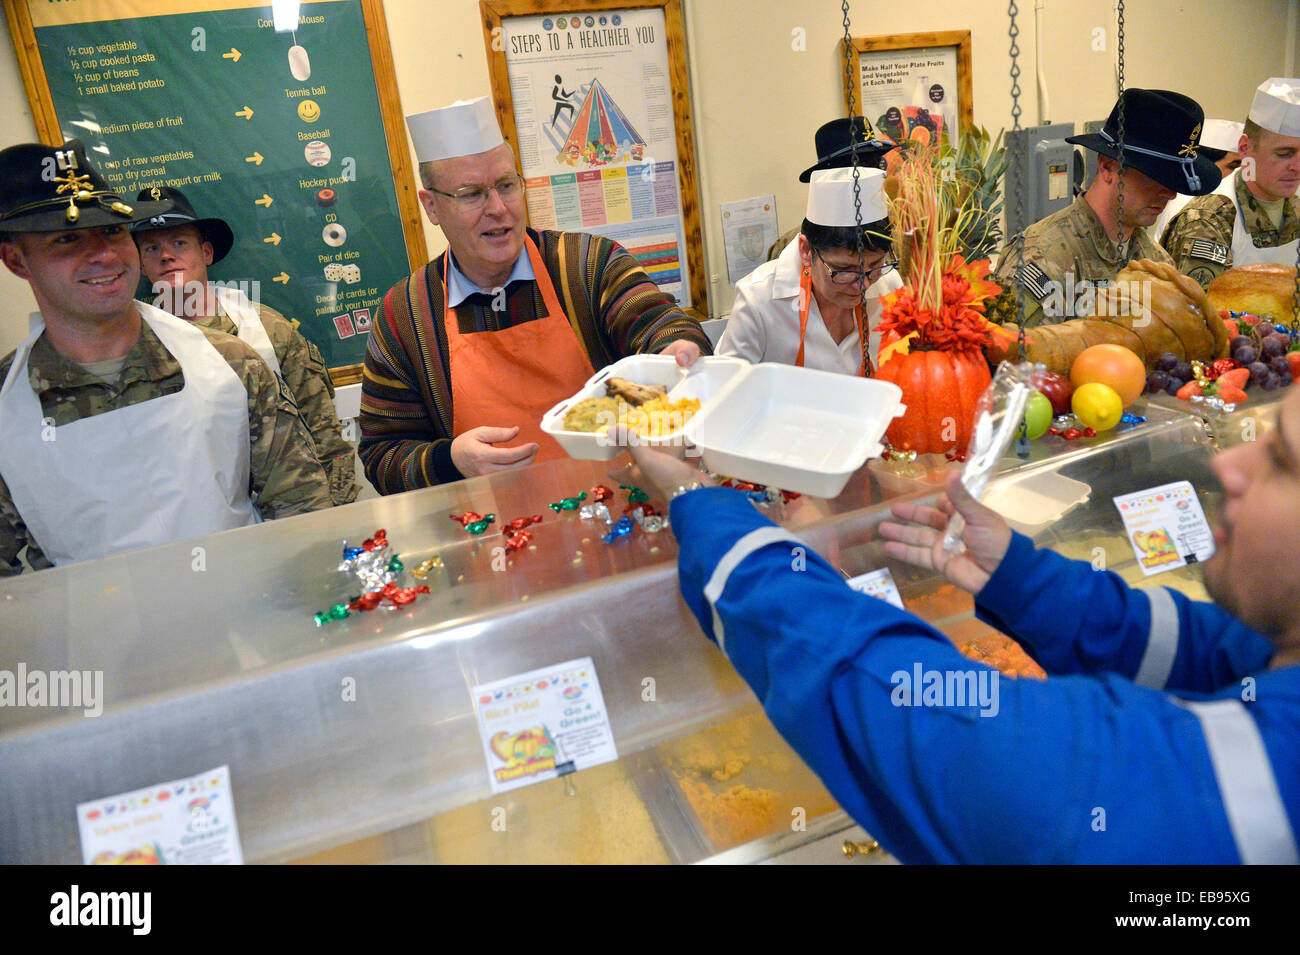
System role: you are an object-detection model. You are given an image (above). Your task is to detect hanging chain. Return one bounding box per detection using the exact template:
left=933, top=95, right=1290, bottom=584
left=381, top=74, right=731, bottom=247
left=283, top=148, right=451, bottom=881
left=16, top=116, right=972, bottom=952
left=841, top=0, right=873, bottom=376
left=1292, top=239, right=1299, bottom=335
left=1114, top=0, right=1127, bottom=253
left=1009, top=1, right=1026, bottom=364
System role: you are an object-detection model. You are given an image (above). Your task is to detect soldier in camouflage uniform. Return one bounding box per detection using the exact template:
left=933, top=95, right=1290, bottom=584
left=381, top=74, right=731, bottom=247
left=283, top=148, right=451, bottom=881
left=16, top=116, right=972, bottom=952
left=765, top=117, right=893, bottom=262
left=0, top=140, right=331, bottom=575
left=132, top=186, right=359, bottom=505
left=995, top=89, right=1220, bottom=327
left=1162, top=78, right=1300, bottom=289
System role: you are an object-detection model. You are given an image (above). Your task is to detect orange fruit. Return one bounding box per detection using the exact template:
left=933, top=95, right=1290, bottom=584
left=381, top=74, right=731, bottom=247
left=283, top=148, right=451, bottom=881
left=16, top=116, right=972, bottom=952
left=1070, top=344, right=1146, bottom=407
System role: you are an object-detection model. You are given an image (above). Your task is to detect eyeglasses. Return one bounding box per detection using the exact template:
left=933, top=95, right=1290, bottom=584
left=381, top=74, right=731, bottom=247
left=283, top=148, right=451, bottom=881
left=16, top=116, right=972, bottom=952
left=429, top=174, right=525, bottom=210
left=815, top=250, right=897, bottom=285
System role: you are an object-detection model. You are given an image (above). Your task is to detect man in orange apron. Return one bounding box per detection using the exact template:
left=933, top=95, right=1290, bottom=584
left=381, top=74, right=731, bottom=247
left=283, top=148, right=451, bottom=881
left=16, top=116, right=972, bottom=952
left=359, top=97, right=710, bottom=493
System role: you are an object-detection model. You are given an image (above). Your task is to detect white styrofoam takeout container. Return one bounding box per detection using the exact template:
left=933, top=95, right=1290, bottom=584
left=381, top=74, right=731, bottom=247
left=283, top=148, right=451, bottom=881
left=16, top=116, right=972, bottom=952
left=683, top=363, right=906, bottom=498
left=540, top=354, right=748, bottom=460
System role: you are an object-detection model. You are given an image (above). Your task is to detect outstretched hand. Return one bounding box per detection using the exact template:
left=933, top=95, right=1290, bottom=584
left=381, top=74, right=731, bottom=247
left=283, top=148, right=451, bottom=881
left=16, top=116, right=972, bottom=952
left=877, top=471, right=1012, bottom=595
left=450, top=426, right=539, bottom=478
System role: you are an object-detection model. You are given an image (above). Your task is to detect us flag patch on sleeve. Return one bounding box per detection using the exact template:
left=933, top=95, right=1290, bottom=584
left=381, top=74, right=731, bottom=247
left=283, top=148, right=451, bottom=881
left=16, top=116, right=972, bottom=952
left=1188, top=239, right=1230, bottom=265
left=1015, top=262, right=1051, bottom=301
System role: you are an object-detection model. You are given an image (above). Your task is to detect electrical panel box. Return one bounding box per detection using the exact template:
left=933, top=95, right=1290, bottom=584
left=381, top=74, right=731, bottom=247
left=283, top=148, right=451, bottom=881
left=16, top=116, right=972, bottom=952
left=1004, top=123, right=1079, bottom=237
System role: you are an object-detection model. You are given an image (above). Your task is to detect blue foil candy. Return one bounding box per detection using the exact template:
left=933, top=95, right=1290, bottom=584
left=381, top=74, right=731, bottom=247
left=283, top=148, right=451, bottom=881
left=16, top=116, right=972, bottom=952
left=602, top=516, right=636, bottom=543
left=1120, top=412, right=1146, bottom=425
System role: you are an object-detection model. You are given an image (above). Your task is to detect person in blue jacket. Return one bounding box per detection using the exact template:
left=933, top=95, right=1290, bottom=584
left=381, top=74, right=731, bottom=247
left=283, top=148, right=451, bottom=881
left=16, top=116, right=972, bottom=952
left=619, top=389, right=1300, bottom=864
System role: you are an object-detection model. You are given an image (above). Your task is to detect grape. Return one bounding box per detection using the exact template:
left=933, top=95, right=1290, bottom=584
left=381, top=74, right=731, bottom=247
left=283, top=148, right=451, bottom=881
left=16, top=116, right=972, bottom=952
left=1156, top=352, right=1179, bottom=372
left=1270, top=355, right=1291, bottom=375
left=1234, top=345, right=1259, bottom=364
left=1173, top=361, right=1194, bottom=381
left=1262, top=373, right=1281, bottom=391
left=1165, top=377, right=1184, bottom=396
left=1250, top=361, right=1270, bottom=382
left=1147, top=370, right=1170, bottom=392
left=1263, top=336, right=1287, bottom=358
left=1257, top=322, right=1274, bottom=337
left=1230, top=335, right=1254, bottom=352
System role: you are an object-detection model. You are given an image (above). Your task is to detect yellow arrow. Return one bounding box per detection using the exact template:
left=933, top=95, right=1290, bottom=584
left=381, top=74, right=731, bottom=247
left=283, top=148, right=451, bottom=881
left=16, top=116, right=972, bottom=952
left=254, top=194, right=273, bottom=207
left=235, top=106, right=254, bottom=120
left=263, top=233, right=281, bottom=246
left=245, top=152, right=263, bottom=166
left=222, top=48, right=241, bottom=62
left=272, top=272, right=290, bottom=285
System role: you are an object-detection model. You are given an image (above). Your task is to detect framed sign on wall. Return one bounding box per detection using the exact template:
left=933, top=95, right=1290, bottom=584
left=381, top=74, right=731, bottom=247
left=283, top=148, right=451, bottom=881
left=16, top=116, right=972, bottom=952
left=843, top=30, right=974, bottom=148
left=4, top=0, right=428, bottom=383
left=479, top=0, right=706, bottom=317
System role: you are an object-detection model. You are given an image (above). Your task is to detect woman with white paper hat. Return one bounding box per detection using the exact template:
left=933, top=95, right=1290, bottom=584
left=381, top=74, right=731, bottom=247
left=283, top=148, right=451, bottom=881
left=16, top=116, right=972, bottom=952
left=1163, top=78, right=1300, bottom=287
left=718, top=168, right=901, bottom=377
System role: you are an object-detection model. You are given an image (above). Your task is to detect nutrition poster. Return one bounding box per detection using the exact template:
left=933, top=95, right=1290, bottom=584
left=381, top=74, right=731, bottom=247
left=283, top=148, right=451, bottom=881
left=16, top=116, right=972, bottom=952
left=10, top=0, right=424, bottom=371
left=76, top=764, right=244, bottom=864
left=1114, top=480, right=1215, bottom=576
left=844, top=31, right=973, bottom=149
left=472, top=656, right=617, bottom=795
left=483, top=1, right=704, bottom=313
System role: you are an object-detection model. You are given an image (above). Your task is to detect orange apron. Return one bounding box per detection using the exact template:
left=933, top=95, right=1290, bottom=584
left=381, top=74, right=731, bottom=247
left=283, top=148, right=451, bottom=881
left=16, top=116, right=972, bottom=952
left=445, top=236, right=596, bottom=462
left=796, top=265, right=871, bottom=377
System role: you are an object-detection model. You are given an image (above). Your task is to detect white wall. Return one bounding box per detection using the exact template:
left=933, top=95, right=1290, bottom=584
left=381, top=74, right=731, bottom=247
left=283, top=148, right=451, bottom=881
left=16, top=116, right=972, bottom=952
left=1, top=0, right=1294, bottom=355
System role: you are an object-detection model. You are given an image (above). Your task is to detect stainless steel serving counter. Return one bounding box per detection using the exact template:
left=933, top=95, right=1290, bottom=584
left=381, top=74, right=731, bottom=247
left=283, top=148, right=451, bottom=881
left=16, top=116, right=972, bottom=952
left=0, top=403, right=1228, bottom=864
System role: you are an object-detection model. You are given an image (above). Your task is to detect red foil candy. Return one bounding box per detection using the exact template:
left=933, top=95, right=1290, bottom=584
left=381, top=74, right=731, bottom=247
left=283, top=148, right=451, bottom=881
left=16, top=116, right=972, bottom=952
left=504, top=530, right=534, bottom=552
left=503, top=515, right=543, bottom=533
left=450, top=511, right=483, bottom=527
left=1062, top=428, right=1082, bottom=440
left=590, top=485, right=613, bottom=502
left=1210, top=358, right=1238, bottom=380
left=1082, top=427, right=1097, bottom=437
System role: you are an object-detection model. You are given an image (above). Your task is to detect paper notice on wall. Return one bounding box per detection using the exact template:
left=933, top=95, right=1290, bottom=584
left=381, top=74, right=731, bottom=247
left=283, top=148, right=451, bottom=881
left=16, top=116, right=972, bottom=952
left=721, top=195, right=778, bottom=286
left=76, top=765, right=243, bottom=865
left=502, top=9, right=691, bottom=306
left=472, top=657, right=617, bottom=795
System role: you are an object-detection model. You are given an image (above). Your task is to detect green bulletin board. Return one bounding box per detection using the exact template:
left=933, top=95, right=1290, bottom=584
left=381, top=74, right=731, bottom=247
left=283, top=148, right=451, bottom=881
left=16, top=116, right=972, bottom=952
left=6, top=0, right=426, bottom=375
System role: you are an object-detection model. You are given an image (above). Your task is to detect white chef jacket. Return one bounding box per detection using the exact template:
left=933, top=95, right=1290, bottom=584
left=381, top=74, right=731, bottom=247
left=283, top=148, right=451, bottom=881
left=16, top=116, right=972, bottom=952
left=718, top=236, right=903, bottom=375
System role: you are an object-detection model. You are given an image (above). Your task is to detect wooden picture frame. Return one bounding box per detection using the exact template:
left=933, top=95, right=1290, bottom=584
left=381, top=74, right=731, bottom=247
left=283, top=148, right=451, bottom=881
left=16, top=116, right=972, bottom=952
left=843, top=30, right=974, bottom=144
left=479, top=0, right=706, bottom=318
left=3, top=0, right=428, bottom=386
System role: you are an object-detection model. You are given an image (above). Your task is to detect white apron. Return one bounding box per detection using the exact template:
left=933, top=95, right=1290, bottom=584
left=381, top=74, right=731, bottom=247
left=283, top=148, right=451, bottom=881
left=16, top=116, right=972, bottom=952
left=213, top=285, right=281, bottom=376
left=0, top=301, right=260, bottom=567
left=1212, top=170, right=1300, bottom=268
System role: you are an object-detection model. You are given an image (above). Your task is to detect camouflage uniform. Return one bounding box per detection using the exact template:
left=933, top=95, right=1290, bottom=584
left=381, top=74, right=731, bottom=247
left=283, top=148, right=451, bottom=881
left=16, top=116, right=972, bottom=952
left=994, top=195, right=1173, bottom=327
left=767, top=225, right=800, bottom=262
left=201, top=300, right=359, bottom=505
left=1161, top=172, right=1300, bottom=289
left=0, top=319, right=332, bottom=575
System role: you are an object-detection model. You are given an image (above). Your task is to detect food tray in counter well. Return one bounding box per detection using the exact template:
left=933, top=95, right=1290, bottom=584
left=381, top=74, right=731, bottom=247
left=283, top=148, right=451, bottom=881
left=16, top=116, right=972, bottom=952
left=540, top=355, right=748, bottom=460
left=684, top=363, right=905, bottom=498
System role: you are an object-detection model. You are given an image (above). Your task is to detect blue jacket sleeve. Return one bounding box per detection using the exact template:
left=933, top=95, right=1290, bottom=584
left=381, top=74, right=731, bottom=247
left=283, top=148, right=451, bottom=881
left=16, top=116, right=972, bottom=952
left=976, top=532, right=1273, bottom=693
left=670, top=487, right=1261, bottom=863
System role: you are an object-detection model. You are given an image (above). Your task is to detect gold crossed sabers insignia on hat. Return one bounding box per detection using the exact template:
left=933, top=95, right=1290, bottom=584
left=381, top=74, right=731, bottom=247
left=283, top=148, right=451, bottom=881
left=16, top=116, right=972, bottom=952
left=150, top=186, right=162, bottom=200
left=54, top=168, right=93, bottom=196
left=1179, top=121, right=1201, bottom=158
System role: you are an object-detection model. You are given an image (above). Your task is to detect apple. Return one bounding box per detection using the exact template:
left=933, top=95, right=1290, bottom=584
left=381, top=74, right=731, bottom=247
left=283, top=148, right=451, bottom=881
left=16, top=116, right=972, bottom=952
left=1022, top=391, right=1053, bottom=440
left=1034, top=371, right=1074, bottom=416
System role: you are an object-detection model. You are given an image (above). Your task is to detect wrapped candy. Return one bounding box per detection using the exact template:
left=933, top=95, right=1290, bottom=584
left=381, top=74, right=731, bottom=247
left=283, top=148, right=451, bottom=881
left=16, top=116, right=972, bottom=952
left=580, top=503, right=611, bottom=523
left=620, top=484, right=650, bottom=504
left=602, top=515, right=637, bottom=543
left=549, top=492, right=587, bottom=512
left=502, top=514, right=543, bottom=533
left=590, top=485, right=614, bottom=503
left=317, top=529, right=435, bottom=624
left=504, top=530, right=534, bottom=553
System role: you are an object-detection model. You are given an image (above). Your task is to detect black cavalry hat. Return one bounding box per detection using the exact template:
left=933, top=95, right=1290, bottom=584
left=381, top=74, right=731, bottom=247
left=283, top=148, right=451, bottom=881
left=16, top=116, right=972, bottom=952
left=799, top=116, right=893, bottom=182
left=0, top=140, right=169, bottom=233
left=1066, top=89, right=1222, bottom=196
left=130, top=185, right=235, bottom=264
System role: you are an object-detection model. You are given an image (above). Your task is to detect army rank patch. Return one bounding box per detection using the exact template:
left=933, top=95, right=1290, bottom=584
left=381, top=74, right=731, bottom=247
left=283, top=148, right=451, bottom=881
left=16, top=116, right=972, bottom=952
left=1188, top=238, right=1230, bottom=265
left=1015, top=262, right=1051, bottom=301
left=1187, top=265, right=1217, bottom=290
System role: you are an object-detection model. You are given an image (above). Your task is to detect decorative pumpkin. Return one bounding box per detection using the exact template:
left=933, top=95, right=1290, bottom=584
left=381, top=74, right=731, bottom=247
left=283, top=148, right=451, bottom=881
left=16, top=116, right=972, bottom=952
left=877, top=349, right=992, bottom=454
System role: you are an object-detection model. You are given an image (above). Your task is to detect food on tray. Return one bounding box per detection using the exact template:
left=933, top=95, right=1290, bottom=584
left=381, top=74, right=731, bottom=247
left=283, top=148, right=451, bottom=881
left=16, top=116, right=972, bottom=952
left=606, top=377, right=666, bottom=405
left=1207, top=263, right=1298, bottom=321
left=563, top=396, right=623, bottom=433
left=990, top=258, right=1230, bottom=374
left=561, top=383, right=700, bottom=437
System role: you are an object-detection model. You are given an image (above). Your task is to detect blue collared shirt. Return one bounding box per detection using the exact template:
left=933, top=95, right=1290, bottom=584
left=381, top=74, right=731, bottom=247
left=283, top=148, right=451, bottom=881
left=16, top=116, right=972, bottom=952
left=444, top=246, right=536, bottom=308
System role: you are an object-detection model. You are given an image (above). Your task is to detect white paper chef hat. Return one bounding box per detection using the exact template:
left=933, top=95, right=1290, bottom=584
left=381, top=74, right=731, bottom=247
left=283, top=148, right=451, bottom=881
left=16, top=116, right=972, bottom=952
left=806, top=168, right=888, bottom=227
left=1249, top=78, right=1300, bottom=138
left=406, top=96, right=505, bottom=163
left=1200, top=119, right=1245, bottom=152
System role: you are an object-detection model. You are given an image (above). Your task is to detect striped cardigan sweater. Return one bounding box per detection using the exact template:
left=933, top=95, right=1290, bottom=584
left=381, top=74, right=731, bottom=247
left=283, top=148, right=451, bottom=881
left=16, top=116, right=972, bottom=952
left=359, top=228, right=711, bottom=492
